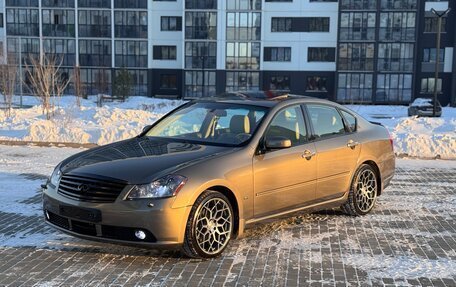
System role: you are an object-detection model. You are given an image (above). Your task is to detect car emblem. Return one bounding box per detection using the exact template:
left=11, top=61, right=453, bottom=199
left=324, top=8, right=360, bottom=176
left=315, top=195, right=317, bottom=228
left=77, top=184, right=90, bottom=192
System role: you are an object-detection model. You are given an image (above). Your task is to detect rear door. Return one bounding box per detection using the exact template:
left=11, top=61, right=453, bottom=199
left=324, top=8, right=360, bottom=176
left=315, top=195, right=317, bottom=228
left=305, top=104, right=360, bottom=201
left=253, top=105, right=317, bottom=217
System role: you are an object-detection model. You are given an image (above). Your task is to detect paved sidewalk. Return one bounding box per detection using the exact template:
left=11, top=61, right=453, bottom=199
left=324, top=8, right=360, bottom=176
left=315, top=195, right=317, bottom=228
left=0, top=155, right=455, bottom=286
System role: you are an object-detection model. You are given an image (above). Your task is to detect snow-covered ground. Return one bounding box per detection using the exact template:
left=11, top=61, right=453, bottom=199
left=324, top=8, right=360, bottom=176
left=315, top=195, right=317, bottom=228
left=0, top=96, right=455, bottom=159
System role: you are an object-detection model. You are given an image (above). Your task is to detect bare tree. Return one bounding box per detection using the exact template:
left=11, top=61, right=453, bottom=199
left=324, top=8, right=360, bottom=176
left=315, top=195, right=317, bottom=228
left=73, top=65, right=86, bottom=107
left=0, top=55, right=18, bottom=117
left=24, top=54, right=71, bottom=120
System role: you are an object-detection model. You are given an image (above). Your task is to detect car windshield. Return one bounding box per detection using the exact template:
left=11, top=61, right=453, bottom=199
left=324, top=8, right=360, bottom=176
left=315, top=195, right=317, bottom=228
left=146, top=102, right=268, bottom=146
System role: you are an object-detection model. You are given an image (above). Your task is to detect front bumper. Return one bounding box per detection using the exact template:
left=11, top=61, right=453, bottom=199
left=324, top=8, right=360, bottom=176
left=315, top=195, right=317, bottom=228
left=42, top=185, right=192, bottom=248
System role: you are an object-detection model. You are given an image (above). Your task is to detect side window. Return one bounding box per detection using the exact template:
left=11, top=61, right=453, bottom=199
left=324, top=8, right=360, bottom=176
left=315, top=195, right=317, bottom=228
left=340, top=110, right=357, bottom=132
left=265, top=105, right=307, bottom=147
left=307, top=105, right=346, bottom=139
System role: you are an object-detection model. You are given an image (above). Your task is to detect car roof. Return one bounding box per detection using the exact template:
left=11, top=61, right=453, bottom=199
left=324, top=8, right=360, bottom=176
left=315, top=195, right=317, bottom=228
left=191, top=92, right=333, bottom=108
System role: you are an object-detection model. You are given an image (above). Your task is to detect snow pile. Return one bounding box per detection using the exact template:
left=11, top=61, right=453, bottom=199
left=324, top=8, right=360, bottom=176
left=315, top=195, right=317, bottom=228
left=0, top=96, right=184, bottom=146
left=348, top=105, right=456, bottom=159
left=0, top=96, right=455, bottom=159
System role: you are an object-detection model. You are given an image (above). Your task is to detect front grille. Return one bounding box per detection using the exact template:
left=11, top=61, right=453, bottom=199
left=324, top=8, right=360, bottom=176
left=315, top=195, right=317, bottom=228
left=58, top=174, right=127, bottom=203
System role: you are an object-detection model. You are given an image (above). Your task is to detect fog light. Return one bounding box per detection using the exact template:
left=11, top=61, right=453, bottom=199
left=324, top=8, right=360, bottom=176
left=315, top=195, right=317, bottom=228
left=135, top=230, right=146, bottom=240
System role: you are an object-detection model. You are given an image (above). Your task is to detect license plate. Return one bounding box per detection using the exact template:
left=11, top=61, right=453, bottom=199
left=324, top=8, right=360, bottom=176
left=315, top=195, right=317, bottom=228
left=59, top=205, right=102, bottom=222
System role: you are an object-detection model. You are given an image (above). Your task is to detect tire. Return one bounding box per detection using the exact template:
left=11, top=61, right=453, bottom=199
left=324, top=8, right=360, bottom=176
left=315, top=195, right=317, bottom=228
left=341, top=164, right=378, bottom=216
left=182, top=190, right=234, bottom=258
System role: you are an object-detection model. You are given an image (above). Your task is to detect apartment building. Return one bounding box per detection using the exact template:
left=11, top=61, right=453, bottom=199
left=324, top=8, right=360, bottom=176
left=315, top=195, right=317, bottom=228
left=0, top=0, right=454, bottom=105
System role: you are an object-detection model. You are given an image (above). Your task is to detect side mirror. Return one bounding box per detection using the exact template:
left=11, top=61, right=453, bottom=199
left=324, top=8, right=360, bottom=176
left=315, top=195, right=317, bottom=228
left=265, top=136, right=292, bottom=150
left=142, top=125, right=152, bottom=134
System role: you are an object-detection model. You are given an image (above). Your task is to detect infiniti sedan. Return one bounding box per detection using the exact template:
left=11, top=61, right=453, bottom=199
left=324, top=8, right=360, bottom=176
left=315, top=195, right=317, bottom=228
left=42, top=96, right=395, bottom=258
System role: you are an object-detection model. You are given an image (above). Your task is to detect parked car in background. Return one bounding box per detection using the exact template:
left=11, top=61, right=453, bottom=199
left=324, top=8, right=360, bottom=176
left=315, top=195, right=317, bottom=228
left=42, top=95, right=395, bottom=258
left=408, top=98, right=442, bottom=117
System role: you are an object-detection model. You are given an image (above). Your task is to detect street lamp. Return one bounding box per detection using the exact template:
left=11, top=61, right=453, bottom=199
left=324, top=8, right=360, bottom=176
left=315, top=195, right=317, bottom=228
left=430, top=7, right=451, bottom=117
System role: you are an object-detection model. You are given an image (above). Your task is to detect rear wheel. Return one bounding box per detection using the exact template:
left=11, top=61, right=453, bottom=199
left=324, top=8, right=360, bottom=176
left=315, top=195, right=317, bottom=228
left=341, top=164, right=378, bottom=216
left=182, top=191, right=234, bottom=258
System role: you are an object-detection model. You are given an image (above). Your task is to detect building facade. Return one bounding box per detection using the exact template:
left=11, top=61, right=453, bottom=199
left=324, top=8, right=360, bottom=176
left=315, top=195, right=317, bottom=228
left=0, top=0, right=454, bottom=105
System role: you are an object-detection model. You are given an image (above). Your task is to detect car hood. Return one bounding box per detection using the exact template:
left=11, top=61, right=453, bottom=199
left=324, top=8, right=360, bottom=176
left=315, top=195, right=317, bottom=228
left=60, top=137, right=233, bottom=184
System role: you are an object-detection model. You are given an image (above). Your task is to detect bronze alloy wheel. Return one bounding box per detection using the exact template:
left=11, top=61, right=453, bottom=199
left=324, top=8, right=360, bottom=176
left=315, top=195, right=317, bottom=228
left=182, top=191, right=233, bottom=258
left=341, top=164, right=378, bottom=216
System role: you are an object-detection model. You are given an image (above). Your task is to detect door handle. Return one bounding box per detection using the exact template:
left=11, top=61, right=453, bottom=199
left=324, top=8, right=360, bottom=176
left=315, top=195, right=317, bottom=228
left=302, top=150, right=316, bottom=160
left=347, top=140, right=360, bottom=149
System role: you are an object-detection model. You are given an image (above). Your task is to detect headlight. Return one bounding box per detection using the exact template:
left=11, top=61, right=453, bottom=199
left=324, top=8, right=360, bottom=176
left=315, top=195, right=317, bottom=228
left=50, top=167, right=62, bottom=187
left=126, top=175, right=187, bottom=199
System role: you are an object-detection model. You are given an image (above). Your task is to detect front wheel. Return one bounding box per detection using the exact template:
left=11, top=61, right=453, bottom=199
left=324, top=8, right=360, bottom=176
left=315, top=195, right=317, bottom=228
left=182, top=191, right=234, bottom=258
left=341, top=164, right=378, bottom=216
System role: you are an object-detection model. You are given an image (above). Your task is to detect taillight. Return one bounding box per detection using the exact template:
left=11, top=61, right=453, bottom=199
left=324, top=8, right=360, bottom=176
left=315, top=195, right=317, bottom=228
left=387, top=129, right=394, bottom=151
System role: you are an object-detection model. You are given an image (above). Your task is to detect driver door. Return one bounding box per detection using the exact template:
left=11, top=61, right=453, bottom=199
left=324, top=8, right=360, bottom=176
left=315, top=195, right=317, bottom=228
left=253, top=105, right=317, bottom=218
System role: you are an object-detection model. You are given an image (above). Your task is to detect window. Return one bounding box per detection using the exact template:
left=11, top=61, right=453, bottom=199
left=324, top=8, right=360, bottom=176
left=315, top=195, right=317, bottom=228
left=161, top=16, right=182, bottom=31
left=377, top=43, right=414, bottom=72
left=79, top=40, right=111, bottom=67
left=337, top=73, right=373, bottom=102
left=228, top=0, right=261, bottom=9
left=78, top=0, right=111, bottom=8
left=42, top=9, right=75, bottom=37
left=185, top=71, right=216, bottom=98
left=272, top=17, right=330, bottom=33
left=6, top=0, right=39, bottom=6
left=271, top=18, right=292, bottom=32
left=185, top=0, right=217, bottom=9
left=339, top=12, right=376, bottom=41
left=6, top=8, right=39, bottom=37
left=226, top=12, right=261, bottom=41
left=185, top=12, right=217, bottom=40
left=379, top=12, right=416, bottom=41
left=42, top=0, right=74, bottom=7
left=0, top=13, right=3, bottom=28
left=424, top=17, right=446, bottom=33
left=423, top=48, right=444, bottom=63
left=160, top=74, right=177, bottom=89
left=43, top=39, right=76, bottom=66
left=376, top=74, right=412, bottom=102
left=226, top=71, right=260, bottom=92
left=306, top=77, right=327, bottom=92
left=185, top=42, right=217, bottom=69
left=340, top=110, right=357, bottom=132
left=380, top=0, right=417, bottom=9
left=264, top=47, right=291, bottom=62
left=265, top=105, right=307, bottom=147
left=420, top=78, right=442, bottom=94
left=114, top=0, right=147, bottom=8
left=78, top=10, right=111, bottom=38
left=308, top=48, right=335, bottom=62
left=269, top=76, right=290, bottom=91
left=340, top=0, right=376, bottom=10
left=226, top=42, right=260, bottom=70
left=114, top=40, right=148, bottom=68
left=304, top=17, right=330, bottom=32
left=307, top=105, right=345, bottom=139
left=114, top=11, right=147, bottom=38
left=338, top=43, right=375, bottom=71
left=153, top=45, right=177, bottom=60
